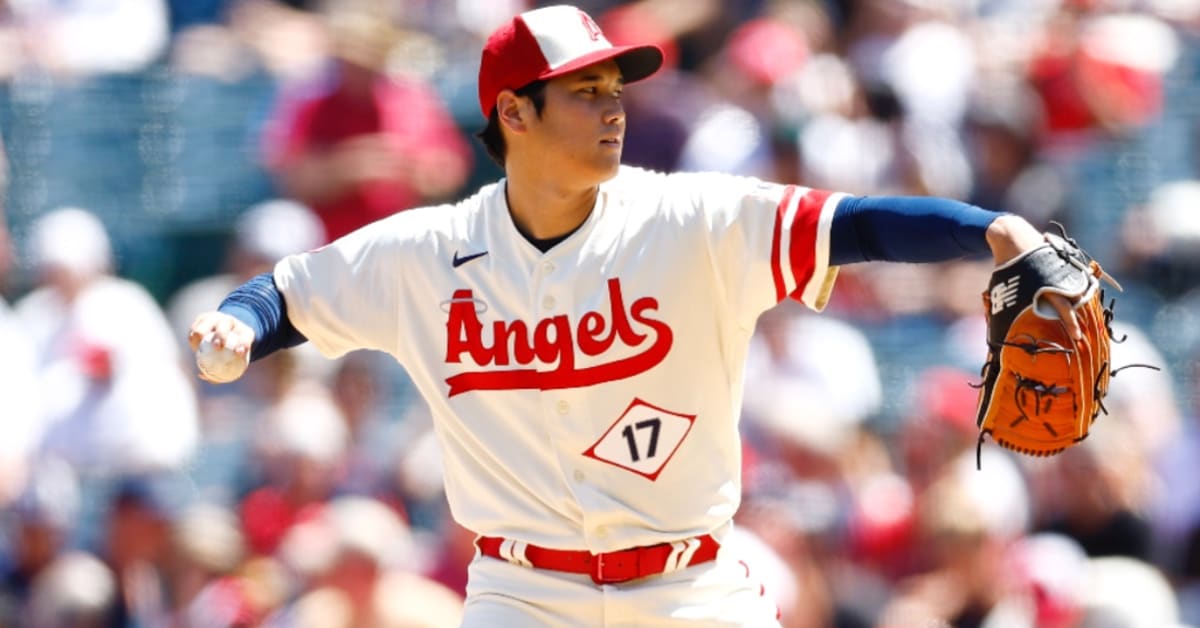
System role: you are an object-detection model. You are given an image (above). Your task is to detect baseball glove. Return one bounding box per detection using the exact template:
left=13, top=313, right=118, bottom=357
left=973, top=225, right=1120, bottom=465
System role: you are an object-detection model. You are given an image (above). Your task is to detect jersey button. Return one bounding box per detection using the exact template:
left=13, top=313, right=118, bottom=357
left=573, top=470, right=585, bottom=482
left=556, top=400, right=570, bottom=415
left=542, top=295, right=556, bottom=310
left=543, top=262, right=555, bottom=272
left=595, top=526, right=609, bottom=538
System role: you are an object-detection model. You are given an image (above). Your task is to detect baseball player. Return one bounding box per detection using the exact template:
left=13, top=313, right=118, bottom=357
left=190, top=5, right=1080, bottom=626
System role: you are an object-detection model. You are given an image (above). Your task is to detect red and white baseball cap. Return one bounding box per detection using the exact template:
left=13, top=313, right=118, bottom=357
left=477, top=5, right=664, bottom=118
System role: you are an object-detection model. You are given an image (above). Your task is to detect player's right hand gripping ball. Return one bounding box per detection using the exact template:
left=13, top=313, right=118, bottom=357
left=974, top=226, right=1117, bottom=464
left=196, top=332, right=250, bottom=383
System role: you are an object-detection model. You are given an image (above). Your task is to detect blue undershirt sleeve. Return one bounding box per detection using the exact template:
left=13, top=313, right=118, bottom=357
left=829, top=195, right=1004, bottom=265
left=217, top=272, right=308, bottom=362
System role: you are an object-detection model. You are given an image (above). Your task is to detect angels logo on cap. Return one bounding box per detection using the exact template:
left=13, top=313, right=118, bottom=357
left=477, top=5, right=665, bottom=118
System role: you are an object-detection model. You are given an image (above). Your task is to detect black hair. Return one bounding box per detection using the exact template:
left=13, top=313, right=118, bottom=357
left=475, top=80, right=548, bottom=168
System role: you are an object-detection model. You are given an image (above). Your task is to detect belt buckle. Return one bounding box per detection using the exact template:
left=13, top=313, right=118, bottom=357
left=590, top=548, right=639, bottom=585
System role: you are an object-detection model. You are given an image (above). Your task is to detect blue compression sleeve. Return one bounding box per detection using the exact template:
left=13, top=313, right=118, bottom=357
left=829, top=195, right=1004, bottom=265
left=217, top=272, right=307, bottom=362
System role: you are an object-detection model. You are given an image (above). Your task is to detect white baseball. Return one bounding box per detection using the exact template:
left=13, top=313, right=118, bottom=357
left=196, top=332, right=250, bottom=383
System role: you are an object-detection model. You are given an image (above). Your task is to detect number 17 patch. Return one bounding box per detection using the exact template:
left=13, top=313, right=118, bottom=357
left=583, top=399, right=696, bottom=480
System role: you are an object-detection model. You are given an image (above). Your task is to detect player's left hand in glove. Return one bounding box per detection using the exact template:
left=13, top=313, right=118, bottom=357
left=973, top=225, right=1131, bottom=465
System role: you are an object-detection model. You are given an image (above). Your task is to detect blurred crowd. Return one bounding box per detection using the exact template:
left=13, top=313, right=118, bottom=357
left=0, top=0, right=1198, bottom=626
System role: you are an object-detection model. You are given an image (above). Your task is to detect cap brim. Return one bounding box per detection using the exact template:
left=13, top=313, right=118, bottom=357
left=538, top=44, right=664, bottom=85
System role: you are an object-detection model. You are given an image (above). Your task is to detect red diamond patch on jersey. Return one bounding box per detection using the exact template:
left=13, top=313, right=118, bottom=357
left=583, top=398, right=695, bottom=480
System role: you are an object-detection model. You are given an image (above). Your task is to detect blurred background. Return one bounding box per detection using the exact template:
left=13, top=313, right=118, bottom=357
left=0, top=0, right=1198, bottom=626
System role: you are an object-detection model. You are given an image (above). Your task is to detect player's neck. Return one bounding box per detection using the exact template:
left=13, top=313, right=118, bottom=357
left=503, top=176, right=598, bottom=241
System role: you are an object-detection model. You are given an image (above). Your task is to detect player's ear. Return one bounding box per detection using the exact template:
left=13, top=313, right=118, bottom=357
left=496, top=90, right=529, bottom=134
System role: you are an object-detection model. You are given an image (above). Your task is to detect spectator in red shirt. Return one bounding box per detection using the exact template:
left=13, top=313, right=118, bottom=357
left=262, top=8, right=472, bottom=242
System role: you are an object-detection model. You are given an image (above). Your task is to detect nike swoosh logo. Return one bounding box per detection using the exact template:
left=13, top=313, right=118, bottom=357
left=452, top=250, right=489, bottom=268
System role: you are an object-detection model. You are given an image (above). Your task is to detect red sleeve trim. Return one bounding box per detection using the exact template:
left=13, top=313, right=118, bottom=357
left=787, top=189, right=832, bottom=301
left=770, top=186, right=797, bottom=302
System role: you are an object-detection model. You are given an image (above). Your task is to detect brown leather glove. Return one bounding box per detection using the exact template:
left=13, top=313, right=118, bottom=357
left=974, top=227, right=1118, bottom=465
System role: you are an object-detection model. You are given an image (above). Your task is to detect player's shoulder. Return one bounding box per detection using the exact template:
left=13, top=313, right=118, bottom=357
left=605, top=165, right=681, bottom=196
left=606, top=166, right=781, bottom=215
left=405, top=182, right=497, bottom=231
left=346, top=182, right=499, bottom=248
left=601, top=166, right=691, bottom=214
left=611, top=165, right=776, bottom=194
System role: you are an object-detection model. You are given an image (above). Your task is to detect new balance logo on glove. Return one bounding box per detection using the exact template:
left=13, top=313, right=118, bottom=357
left=991, top=277, right=1020, bottom=314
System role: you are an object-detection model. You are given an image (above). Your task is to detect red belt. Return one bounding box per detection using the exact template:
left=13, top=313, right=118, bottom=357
left=476, top=534, right=721, bottom=585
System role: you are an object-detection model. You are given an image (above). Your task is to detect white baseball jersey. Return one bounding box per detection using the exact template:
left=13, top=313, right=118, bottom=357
left=275, top=165, right=843, bottom=552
